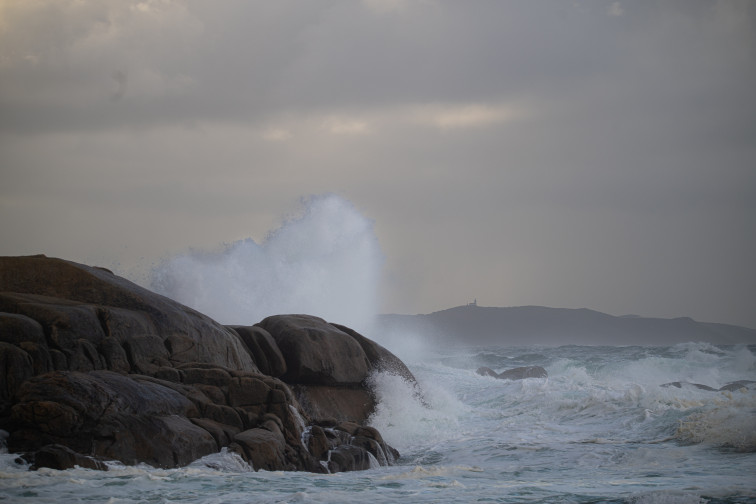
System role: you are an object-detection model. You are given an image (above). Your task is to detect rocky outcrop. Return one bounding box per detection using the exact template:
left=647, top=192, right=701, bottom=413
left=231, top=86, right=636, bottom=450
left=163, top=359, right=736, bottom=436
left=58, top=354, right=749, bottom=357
left=0, top=255, right=255, bottom=375
left=256, top=315, right=420, bottom=424
left=661, top=380, right=756, bottom=392
left=0, top=255, right=412, bottom=473
left=22, top=444, right=109, bottom=471
left=476, top=366, right=548, bottom=380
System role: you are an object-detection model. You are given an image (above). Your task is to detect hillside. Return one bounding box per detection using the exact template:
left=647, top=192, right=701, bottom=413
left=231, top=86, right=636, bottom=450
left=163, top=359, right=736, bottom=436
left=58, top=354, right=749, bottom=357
left=376, top=304, right=756, bottom=346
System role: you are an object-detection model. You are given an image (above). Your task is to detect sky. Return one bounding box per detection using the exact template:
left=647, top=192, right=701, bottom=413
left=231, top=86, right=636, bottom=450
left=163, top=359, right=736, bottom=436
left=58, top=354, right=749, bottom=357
left=1, top=0, right=755, bottom=329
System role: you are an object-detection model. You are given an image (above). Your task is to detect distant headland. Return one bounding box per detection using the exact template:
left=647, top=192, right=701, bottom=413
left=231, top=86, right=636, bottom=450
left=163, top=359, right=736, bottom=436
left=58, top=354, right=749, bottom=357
left=377, top=304, right=756, bottom=346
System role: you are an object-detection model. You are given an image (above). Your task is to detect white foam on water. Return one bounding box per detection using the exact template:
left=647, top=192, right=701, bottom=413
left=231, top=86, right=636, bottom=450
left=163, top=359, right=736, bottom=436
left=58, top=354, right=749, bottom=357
left=629, top=490, right=708, bottom=504
left=379, top=465, right=483, bottom=480
left=188, top=448, right=254, bottom=472
left=2, top=345, right=755, bottom=503
left=675, top=394, right=756, bottom=451
left=366, top=368, right=466, bottom=454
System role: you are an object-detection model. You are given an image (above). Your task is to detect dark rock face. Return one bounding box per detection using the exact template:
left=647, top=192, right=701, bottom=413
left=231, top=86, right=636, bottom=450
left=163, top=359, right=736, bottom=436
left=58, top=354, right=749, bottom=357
left=475, top=366, right=499, bottom=378
left=23, top=444, right=109, bottom=471
left=0, top=255, right=255, bottom=376
left=0, top=255, right=410, bottom=473
left=660, top=381, right=717, bottom=392
left=227, top=325, right=287, bottom=377
left=257, top=315, right=421, bottom=424
left=9, top=370, right=217, bottom=468
left=257, top=315, right=370, bottom=386
left=476, top=366, right=548, bottom=380
left=718, top=380, right=756, bottom=392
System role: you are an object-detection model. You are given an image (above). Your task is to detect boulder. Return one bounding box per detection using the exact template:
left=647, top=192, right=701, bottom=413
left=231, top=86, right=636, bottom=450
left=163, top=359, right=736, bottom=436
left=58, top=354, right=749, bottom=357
left=25, top=443, right=109, bottom=471
left=259, top=314, right=423, bottom=423
left=0, top=342, right=34, bottom=402
left=498, top=366, right=548, bottom=380
left=231, top=427, right=289, bottom=471
left=476, top=365, right=548, bottom=380
left=227, top=325, right=287, bottom=377
left=661, top=380, right=756, bottom=392
left=327, top=444, right=373, bottom=472
left=8, top=370, right=219, bottom=467
left=292, top=385, right=374, bottom=424
left=331, top=323, right=417, bottom=385
left=257, top=315, right=370, bottom=386
left=475, top=366, right=499, bottom=378
left=0, top=255, right=255, bottom=372
left=661, top=381, right=717, bottom=391
left=718, top=380, right=756, bottom=392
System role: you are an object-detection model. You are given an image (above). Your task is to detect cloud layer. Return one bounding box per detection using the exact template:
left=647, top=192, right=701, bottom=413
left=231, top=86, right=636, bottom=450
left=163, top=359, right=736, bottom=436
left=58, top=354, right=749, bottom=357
left=1, top=1, right=755, bottom=328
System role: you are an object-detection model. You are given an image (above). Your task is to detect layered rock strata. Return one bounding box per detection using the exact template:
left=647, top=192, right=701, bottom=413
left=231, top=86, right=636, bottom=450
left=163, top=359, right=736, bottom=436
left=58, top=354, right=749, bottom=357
left=0, top=255, right=413, bottom=473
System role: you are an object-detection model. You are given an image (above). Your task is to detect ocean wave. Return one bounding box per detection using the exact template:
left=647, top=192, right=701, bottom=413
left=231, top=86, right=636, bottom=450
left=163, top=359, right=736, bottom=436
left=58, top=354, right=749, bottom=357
left=675, top=401, right=756, bottom=452
left=367, top=368, right=466, bottom=455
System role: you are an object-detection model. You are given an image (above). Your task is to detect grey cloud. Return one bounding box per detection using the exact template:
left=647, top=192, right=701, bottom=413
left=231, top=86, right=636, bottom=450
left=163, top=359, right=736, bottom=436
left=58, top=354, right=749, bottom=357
left=1, top=0, right=755, bottom=328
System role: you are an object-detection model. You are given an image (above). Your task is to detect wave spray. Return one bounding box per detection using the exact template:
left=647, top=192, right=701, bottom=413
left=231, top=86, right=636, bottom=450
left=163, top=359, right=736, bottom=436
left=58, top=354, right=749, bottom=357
left=149, top=194, right=382, bottom=332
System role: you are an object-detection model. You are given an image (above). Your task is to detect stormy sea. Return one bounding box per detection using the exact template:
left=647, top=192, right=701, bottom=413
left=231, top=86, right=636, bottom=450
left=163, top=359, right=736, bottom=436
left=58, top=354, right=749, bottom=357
left=2, top=197, right=754, bottom=503
left=2, top=342, right=755, bottom=503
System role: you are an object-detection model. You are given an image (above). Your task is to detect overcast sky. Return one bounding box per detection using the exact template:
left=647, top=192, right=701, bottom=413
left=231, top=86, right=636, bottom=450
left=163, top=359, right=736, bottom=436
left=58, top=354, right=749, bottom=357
left=2, top=0, right=755, bottom=329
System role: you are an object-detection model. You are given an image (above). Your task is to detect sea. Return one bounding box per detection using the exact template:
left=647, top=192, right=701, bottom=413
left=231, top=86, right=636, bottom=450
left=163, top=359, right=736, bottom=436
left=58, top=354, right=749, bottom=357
left=2, top=341, right=755, bottom=504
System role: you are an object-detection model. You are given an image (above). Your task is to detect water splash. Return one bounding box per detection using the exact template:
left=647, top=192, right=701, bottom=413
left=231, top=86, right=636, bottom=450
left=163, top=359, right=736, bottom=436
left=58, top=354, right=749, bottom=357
left=149, top=194, right=382, bottom=332
left=367, top=368, right=465, bottom=455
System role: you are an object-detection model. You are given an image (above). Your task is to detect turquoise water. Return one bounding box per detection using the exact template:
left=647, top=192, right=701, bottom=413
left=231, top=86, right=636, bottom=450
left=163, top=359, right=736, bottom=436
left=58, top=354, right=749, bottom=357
left=2, top=342, right=755, bottom=503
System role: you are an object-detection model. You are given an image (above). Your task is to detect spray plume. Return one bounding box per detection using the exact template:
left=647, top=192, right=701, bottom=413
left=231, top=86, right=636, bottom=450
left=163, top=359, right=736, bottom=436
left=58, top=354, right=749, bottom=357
left=149, top=194, right=382, bottom=332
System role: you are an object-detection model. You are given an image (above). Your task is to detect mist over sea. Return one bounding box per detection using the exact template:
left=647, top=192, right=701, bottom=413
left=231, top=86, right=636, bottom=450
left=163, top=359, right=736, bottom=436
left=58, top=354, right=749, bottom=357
left=3, top=196, right=754, bottom=503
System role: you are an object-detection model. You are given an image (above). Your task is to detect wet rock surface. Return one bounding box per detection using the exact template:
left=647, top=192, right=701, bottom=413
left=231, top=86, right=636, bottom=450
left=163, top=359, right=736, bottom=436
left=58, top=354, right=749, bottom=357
left=0, top=255, right=412, bottom=473
left=661, top=380, right=756, bottom=392
left=476, top=365, right=548, bottom=380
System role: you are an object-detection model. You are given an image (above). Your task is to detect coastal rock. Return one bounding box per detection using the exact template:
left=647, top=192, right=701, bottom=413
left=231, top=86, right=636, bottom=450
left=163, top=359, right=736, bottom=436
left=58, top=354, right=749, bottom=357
left=0, top=255, right=407, bottom=473
left=292, top=385, right=375, bottom=424
left=660, top=381, right=717, bottom=391
left=331, top=323, right=418, bottom=385
left=661, top=380, right=756, bottom=392
left=475, top=366, right=499, bottom=378
left=8, top=370, right=218, bottom=468
left=718, top=380, right=756, bottom=392
left=498, top=366, right=548, bottom=380
left=301, top=421, right=398, bottom=472
left=476, top=366, right=548, bottom=380
left=257, top=315, right=370, bottom=386
left=226, top=325, right=287, bottom=377
left=231, top=427, right=288, bottom=471
left=0, top=256, right=256, bottom=372
left=24, top=444, right=109, bottom=471
left=258, top=314, right=421, bottom=424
